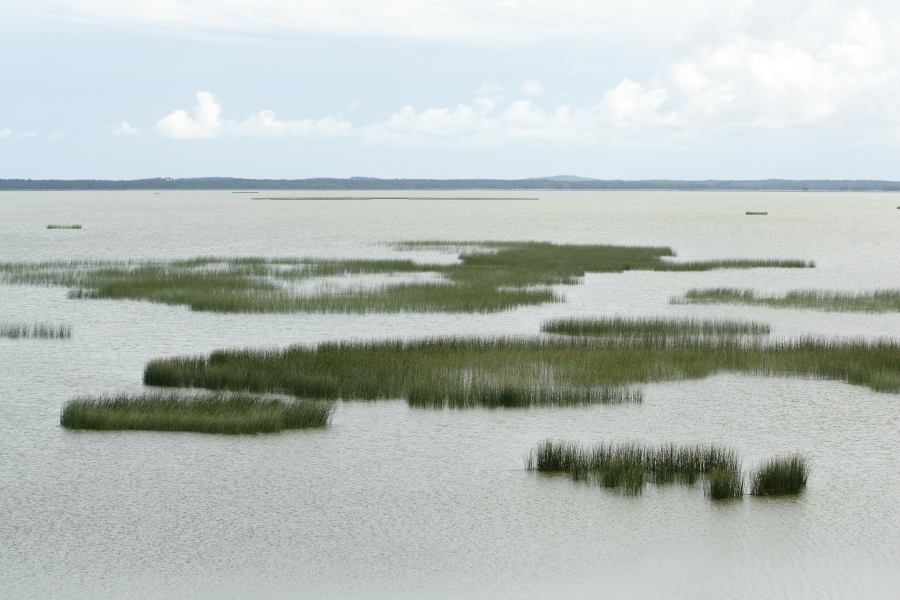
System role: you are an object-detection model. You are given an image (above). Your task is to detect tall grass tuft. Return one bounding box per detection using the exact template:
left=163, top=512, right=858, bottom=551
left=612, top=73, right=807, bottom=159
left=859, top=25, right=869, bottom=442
left=542, top=316, right=769, bottom=340
left=1, top=322, right=71, bottom=339
left=60, top=392, right=333, bottom=434
left=677, top=288, right=900, bottom=313
left=526, top=440, right=742, bottom=497
left=706, top=469, right=744, bottom=499
left=750, top=454, right=810, bottom=496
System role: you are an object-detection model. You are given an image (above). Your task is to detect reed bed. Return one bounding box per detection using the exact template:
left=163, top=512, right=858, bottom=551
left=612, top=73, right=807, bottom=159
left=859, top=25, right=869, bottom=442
left=407, top=383, right=641, bottom=408
left=542, top=316, right=770, bottom=340
left=677, top=288, right=900, bottom=313
left=749, top=454, right=810, bottom=495
left=46, top=224, right=81, bottom=229
left=526, top=440, right=742, bottom=496
left=60, top=392, right=333, bottom=433
left=1, top=322, right=71, bottom=339
left=0, top=241, right=813, bottom=314
left=143, top=335, right=900, bottom=404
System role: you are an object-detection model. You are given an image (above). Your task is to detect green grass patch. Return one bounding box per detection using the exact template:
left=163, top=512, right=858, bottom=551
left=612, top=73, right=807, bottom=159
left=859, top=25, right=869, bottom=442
left=143, top=335, right=900, bottom=404
left=677, top=288, right=900, bottom=313
left=46, top=224, right=81, bottom=229
left=1, top=322, right=71, bottom=339
left=526, top=440, right=742, bottom=496
left=0, top=241, right=812, bottom=314
left=749, top=454, right=810, bottom=496
left=60, top=392, right=333, bottom=433
left=542, top=316, right=770, bottom=340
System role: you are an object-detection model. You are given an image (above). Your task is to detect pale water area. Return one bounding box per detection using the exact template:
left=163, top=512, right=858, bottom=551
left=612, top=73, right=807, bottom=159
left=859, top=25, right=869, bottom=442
left=2, top=190, right=900, bottom=599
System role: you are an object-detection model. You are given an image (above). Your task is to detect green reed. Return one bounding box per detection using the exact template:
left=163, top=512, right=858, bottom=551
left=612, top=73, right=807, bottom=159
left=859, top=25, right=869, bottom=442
left=749, top=454, right=810, bottom=496
left=542, top=316, right=770, bottom=339
left=1, top=322, right=71, bottom=339
left=526, top=440, right=742, bottom=496
left=1, top=241, right=812, bottom=314
left=677, top=288, right=900, bottom=313
left=143, top=335, right=900, bottom=403
left=60, top=392, right=333, bottom=434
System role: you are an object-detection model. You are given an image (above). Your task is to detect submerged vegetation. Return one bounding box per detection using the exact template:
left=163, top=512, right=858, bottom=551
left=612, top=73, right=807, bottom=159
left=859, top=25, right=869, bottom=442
left=542, top=316, right=770, bottom=340
left=526, top=440, right=742, bottom=496
left=750, top=454, right=810, bottom=496
left=0, top=241, right=812, bottom=314
left=677, top=288, right=900, bottom=313
left=60, top=392, right=333, bottom=433
left=1, top=322, right=71, bottom=339
left=143, top=335, right=900, bottom=404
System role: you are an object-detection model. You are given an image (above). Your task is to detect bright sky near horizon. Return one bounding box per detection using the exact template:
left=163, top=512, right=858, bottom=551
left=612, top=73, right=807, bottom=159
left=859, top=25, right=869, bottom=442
left=3, top=0, right=900, bottom=180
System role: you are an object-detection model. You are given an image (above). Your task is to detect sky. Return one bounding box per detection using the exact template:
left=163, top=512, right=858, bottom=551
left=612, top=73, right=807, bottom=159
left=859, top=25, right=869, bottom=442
left=3, top=0, right=900, bottom=180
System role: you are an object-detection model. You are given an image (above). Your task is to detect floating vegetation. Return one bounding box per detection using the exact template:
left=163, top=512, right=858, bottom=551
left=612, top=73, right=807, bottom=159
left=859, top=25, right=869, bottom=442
left=676, top=288, right=900, bottom=313
left=526, top=440, right=742, bottom=496
left=0, top=241, right=813, bottom=314
left=541, top=316, right=770, bottom=340
left=1, top=322, right=71, bottom=339
left=749, top=454, right=810, bottom=496
left=60, top=392, right=333, bottom=434
left=746, top=211, right=768, bottom=215
left=143, top=335, right=900, bottom=404
left=46, top=224, right=81, bottom=229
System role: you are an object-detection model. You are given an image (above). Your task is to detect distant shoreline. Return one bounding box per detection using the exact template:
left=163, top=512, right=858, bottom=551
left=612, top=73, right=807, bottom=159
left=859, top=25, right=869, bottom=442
left=2, top=177, right=900, bottom=191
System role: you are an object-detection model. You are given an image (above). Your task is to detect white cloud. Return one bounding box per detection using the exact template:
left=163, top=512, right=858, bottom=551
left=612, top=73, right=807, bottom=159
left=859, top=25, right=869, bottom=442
left=17, top=131, right=37, bottom=138
left=156, top=92, right=354, bottom=139
left=0, top=128, right=10, bottom=138
left=49, top=130, right=65, bottom=141
left=107, top=121, right=140, bottom=135
left=519, top=80, right=545, bottom=97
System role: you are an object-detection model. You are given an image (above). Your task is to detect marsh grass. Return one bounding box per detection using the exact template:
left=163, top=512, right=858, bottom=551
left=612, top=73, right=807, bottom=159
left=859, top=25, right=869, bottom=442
left=407, top=383, right=641, bottom=408
left=526, top=440, right=741, bottom=496
left=542, top=316, right=770, bottom=340
left=746, top=211, right=768, bottom=215
left=143, top=335, right=900, bottom=402
left=60, top=392, right=333, bottom=433
left=750, top=454, right=809, bottom=496
left=677, top=288, right=900, bottom=313
left=1, top=241, right=812, bottom=314
left=706, top=468, right=744, bottom=499
left=46, top=224, right=81, bottom=229
left=1, top=322, right=71, bottom=339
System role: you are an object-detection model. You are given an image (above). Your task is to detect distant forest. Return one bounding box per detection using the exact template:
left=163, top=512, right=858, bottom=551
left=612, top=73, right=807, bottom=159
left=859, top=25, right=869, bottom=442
left=2, top=177, right=900, bottom=191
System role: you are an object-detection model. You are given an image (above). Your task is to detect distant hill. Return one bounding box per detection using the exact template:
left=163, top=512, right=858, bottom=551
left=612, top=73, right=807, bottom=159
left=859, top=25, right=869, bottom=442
left=2, top=177, right=899, bottom=191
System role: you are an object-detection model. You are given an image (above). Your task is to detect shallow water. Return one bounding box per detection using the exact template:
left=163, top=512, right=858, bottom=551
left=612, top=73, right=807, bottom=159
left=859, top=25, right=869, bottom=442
left=2, top=190, right=900, bottom=599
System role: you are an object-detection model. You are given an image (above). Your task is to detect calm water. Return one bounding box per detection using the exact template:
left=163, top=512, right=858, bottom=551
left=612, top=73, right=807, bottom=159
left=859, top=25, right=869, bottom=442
left=2, top=190, right=900, bottom=599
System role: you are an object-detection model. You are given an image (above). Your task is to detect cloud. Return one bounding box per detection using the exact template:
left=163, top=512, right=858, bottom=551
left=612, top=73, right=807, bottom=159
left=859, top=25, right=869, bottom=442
left=156, top=92, right=354, bottom=139
left=0, top=128, right=10, bottom=138
left=107, top=121, right=140, bottom=135
left=17, top=132, right=37, bottom=138
left=519, top=80, right=545, bottom=97
left=49, top=130, right=65, bottom=141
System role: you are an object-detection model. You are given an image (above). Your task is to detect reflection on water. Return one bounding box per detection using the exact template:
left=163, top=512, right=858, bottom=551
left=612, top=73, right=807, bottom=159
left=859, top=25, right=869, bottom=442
left=2, top=190, right=900, bottom=599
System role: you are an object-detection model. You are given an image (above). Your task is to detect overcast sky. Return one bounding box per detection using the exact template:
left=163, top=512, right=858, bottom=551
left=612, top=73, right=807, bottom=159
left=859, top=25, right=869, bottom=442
left=3, top=0, right=900, bottom=180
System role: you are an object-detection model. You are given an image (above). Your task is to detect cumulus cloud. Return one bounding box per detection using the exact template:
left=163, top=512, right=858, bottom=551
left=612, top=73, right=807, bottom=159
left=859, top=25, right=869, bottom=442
left=0, top=128, right=10, bottom=138
left=107, top=121, right=140, bottom=135
left=519, top=80, right=545, bottom=96
left=156, top=92, right=354, bottom=139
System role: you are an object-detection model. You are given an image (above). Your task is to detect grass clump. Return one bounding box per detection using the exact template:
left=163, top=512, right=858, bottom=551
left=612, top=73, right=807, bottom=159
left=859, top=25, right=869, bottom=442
left=1, top=322, right=71, bottom=339
left=143, top=335, right=900, bottom=402
left=706, top=468, right=744, bottom=499
left=526, top=440, right=741, bottom=496
left=1, top=241, right=812, bottom=314
left=47, top=224, right=81, bottom=229
left=677, top=288, right=900, bottom=313
left=542, top=316, right=769, bottom=340
left=749, top=454, right=810, bottom=496
left=60, top=392, right=333, bottom=434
